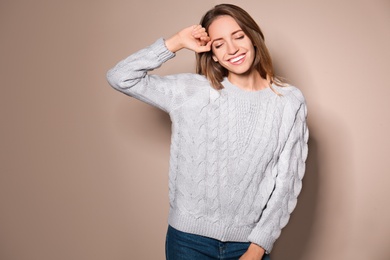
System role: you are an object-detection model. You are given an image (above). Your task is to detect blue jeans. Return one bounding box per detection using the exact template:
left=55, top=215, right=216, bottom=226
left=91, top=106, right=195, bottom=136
left=165, top=225, right=271, bottom=260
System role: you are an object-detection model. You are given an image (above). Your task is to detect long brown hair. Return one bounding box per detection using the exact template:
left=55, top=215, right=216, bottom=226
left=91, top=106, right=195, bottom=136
left=196, top=4, right=283, bottom=90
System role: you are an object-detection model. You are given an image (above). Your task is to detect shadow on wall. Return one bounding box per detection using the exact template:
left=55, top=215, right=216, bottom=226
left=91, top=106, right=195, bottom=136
left=269, top=29, right=323, bottom=259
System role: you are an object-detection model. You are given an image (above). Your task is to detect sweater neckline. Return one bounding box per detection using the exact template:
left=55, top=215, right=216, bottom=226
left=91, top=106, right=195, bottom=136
left=221, top=78, right=275, bottom=100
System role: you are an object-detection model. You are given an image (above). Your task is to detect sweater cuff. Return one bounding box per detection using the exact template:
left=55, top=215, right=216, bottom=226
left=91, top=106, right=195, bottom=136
left=248, top=230, right=276, bottom=254
left=153, top=38, right=176, bottom=63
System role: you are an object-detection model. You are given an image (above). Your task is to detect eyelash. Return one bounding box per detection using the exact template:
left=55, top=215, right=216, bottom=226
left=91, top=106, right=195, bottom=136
left=214, top=35, right=245, bottom=49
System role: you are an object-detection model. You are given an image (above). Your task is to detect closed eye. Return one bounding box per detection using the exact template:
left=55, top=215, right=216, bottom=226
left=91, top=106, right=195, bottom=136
left=214, top=43, right=224, bottom=49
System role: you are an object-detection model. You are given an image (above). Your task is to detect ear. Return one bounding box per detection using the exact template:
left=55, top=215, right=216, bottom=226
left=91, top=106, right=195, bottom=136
left=212, top=55, right=218, bottom=62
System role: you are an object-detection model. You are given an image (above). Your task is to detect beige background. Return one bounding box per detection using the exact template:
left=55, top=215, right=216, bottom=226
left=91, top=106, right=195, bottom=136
left=1, top=0, right=389, bottom=259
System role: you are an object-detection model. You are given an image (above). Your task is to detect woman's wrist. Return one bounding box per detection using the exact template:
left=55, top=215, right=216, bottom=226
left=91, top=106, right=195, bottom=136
left=248, top=243, right=265, bottom=257
left=239, top=243, right=265, bottom=260
left=165, top=34, right=183, bottom=53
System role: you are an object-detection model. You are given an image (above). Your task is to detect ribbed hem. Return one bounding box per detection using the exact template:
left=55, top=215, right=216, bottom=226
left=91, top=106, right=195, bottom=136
left=168, top=210, right=254, bottom=243
left=153, top=38, right=175, bottom=63
left=221, top=77, right=275, bottom=101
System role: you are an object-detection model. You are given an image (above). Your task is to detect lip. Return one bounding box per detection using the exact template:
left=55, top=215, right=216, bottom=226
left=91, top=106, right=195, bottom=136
left=228, top=54, right=246, bottom=65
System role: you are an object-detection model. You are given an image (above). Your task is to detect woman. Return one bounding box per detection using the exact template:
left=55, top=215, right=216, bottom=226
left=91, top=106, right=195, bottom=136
left=107, top=4, right=308, bottom=260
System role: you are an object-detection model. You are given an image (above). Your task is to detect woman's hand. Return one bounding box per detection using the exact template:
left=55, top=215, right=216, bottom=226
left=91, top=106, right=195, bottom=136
left=165, top=25, right=211, bottom=53
left=239, top=243, right=265, bottom=260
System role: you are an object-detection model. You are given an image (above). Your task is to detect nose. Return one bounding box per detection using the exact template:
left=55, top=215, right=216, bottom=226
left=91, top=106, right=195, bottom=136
left=226, top=41, right=238, bottom=55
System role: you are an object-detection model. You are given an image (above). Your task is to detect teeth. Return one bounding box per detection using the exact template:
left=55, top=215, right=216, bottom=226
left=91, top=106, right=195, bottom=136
left=230, top=55, right=245, bottom=63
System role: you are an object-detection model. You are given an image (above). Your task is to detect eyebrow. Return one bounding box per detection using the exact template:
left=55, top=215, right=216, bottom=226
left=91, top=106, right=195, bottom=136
left=211, top=29, right=244, bottom=42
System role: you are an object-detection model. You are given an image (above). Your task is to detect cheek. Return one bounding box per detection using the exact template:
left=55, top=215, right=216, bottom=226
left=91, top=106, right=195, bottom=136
left=248, top=45, right=256, bottom=61
left=211, top=48, right=224, bottom=61
left=248, top=41, right=255, bottom=52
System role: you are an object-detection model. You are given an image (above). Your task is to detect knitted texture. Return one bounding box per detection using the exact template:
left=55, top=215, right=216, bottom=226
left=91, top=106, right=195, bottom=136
left=107, top=38, right=309, bottom=253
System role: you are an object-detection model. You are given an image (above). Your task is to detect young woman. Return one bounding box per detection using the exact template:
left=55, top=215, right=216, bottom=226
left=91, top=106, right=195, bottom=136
left=107, top=4, right=308, bottom=260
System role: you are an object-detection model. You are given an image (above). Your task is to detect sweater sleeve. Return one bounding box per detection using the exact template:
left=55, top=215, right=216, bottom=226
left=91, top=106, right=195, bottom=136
left=247, top=93, right=309, bottom=253
left=106, top=38, right=203, bottom=113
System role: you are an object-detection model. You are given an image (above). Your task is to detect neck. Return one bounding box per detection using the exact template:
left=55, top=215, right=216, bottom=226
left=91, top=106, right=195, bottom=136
left=228, top=70, right=269, bottom=92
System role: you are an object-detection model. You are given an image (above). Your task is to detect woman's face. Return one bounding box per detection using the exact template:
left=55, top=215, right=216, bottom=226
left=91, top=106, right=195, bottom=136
left=208, top=15, right=255, bottom=77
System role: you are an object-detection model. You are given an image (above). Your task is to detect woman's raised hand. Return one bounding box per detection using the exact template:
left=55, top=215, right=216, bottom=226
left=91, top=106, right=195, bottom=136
left=165, top=25, right=211, bottom=53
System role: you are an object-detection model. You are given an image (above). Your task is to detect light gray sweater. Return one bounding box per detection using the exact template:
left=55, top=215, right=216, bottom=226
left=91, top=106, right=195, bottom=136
left=106, top=38, right=309, bottom=253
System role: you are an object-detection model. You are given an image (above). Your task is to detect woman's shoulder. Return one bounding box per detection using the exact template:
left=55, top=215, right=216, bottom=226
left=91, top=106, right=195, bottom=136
left=274, top=84, right=306, bottom=105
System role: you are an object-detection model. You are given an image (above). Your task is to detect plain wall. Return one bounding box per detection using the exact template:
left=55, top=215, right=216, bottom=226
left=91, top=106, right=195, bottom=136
left=1, top=0, right=389, bottom=259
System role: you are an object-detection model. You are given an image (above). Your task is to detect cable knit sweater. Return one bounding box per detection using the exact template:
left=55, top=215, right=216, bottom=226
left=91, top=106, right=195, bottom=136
left=106, top=38, right=309, bottom=253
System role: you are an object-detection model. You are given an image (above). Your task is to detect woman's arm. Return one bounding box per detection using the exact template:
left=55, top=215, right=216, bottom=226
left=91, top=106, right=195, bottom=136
left=106, top=25, right=211, bottom=112
left=247, top=92, right=309, bottom=253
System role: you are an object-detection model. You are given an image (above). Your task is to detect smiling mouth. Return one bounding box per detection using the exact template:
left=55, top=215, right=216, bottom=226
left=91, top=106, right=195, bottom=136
left=229, top=54, right=245, bottom=64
